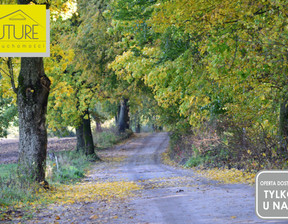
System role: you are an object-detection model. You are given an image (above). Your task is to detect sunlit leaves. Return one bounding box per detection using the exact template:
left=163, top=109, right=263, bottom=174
left=40, top=181, right=141, bottom=205
left=110, top=0, right=288, bottom=136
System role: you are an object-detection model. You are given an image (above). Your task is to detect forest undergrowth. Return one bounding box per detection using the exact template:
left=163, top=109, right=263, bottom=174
left=167, top=119, right=288, bottom=185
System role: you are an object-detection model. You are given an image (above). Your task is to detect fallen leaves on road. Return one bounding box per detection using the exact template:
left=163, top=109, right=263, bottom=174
left=196, top=168, right=255, bottom=185
left=142, top=176, right=202, bottom=190
left=90, top=214, right=98, bottom=220
left=40, top=181, right=142, bottom=205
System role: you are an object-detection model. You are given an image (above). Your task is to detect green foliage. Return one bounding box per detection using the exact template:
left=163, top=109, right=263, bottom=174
left=94, top=129, right=119, bottom=149
left=0, top=164, right=17, bottom=179
left=185, top=148, right=204, bottom=168
left=0, top=164, right=40, bottom=208
left=0, top=97, right=17, bottom=137
left=108, top=0, right=288, bottom=164
left=47, top=127, right=75, bottom=138
left=0, top=178, right=37, bottom=208
left=94, top=127, right=133, bottom=149
left=46, top=150, right=92, bottom=184
left=0, top=150, right=93, bottom=208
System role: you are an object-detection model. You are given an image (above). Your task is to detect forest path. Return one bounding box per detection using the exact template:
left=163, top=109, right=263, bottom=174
left=28, top=133, right=286, bottom=224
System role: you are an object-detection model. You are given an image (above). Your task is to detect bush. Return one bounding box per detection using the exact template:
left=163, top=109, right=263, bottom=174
left=46, top=150, right=91, bottom=184
left=93, top=127, right=133, bottom=149
left=169, top=118, right=287, bottom=172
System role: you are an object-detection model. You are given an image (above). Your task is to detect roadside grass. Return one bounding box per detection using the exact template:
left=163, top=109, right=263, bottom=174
left=0, top=150, right=93, bottom=221
left=0, top=163, right=17, bottom=179
left=46, top=150, right=91, bottom=184
left=93, top=127, right=133, bottom=149
left=0, top=129, right=135, bottom=221
left=162, top=147, right=256, bottom=185
left=0, top=164, right=37, bottom=208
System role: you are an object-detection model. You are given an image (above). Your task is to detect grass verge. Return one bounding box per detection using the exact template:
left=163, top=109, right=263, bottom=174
left=93, top=127, right=133, bottom=149
left=0, top=150, right=93, bottom=221
left=0, top=129, right=135, bottom=222
left=162, top=146, right=256, bottom=185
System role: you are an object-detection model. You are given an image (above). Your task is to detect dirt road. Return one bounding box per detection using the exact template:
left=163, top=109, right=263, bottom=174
left=25, top=133, right=287, bottom=223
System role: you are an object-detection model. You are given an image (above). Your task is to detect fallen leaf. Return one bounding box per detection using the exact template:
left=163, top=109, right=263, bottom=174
left=90, top=215, right=98, bottom=220
left=55, top=215, right=60, bottom=220
left=231, top=216, right=237, bottom=219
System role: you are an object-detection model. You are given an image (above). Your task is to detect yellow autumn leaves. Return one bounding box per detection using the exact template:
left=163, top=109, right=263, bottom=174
left=39, top=181, right=142, bottom=205
left=196, top=168, right=256, bottom=185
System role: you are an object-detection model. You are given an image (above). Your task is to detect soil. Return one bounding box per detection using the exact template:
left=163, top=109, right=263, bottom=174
left=1, top=133, right=287, bottom=223
left=0, top=137, right=76, bottom=164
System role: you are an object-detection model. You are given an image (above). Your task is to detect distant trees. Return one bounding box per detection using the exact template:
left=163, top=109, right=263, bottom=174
left=109, top=0, right=288, bottom=153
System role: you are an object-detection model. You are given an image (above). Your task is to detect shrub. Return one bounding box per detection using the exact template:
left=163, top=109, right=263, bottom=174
left=93, top=127, right=133, bottom=149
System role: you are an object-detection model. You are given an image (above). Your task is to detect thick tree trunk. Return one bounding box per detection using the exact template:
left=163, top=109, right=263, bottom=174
left=118, top=98, right=129, bottom=133
left=280, top=100, right=288, bottom=151
left=17, top=58, right=50, bottom=182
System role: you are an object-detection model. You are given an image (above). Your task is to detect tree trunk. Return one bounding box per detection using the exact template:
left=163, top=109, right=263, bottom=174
left=96, top=121, right=102, bottom=132
left=135, top=123, right=141, bottom=133
left=17, top=58, right=50, bottom=182
left=115, top=104, right=121, bottom=126
left=280, top=100, right=288, bottom=151
left=83, top=110, right=95, bottom=156
left=152, top=124, right=156, bottom=132
left=134, top=111, right=141, bottom=133
left=76, top=123, right=85, bottom=152
left=76, top=110, right=100, bottom=160
left=118, top=98, right=129, bottom=133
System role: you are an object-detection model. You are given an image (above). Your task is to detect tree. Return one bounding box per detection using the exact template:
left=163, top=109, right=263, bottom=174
left=109, top=0, right=288, bottom=155
left=17, top=57, right=51, bottom=182
left=0, top=96, right=17, bottom=137
left=0, top=58, right=18, bottom=137
left=118, top=97, right=129, bottom=133
left=44, top=5, right=100, bottom=158
left=15, top=0, right=71, bottom=182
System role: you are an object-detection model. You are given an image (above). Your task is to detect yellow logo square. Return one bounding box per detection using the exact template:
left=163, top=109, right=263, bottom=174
left=0, top=5, right=50, bottom=57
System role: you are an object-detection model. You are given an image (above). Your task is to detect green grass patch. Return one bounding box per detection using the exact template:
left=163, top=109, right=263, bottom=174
left=94, top=127, right=133, bottom=149
left=46, top=150, right=91, bottom=184
left=0, top=163, right=17, bottom=179
left=0, top=150, right=94, bottom=213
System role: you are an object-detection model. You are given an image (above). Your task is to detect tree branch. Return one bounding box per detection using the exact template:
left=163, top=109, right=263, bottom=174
left=7, top=57, right=17, bottom=94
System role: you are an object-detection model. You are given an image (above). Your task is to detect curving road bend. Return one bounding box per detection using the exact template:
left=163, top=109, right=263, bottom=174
left=96, top=132, right=286, bottom=224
